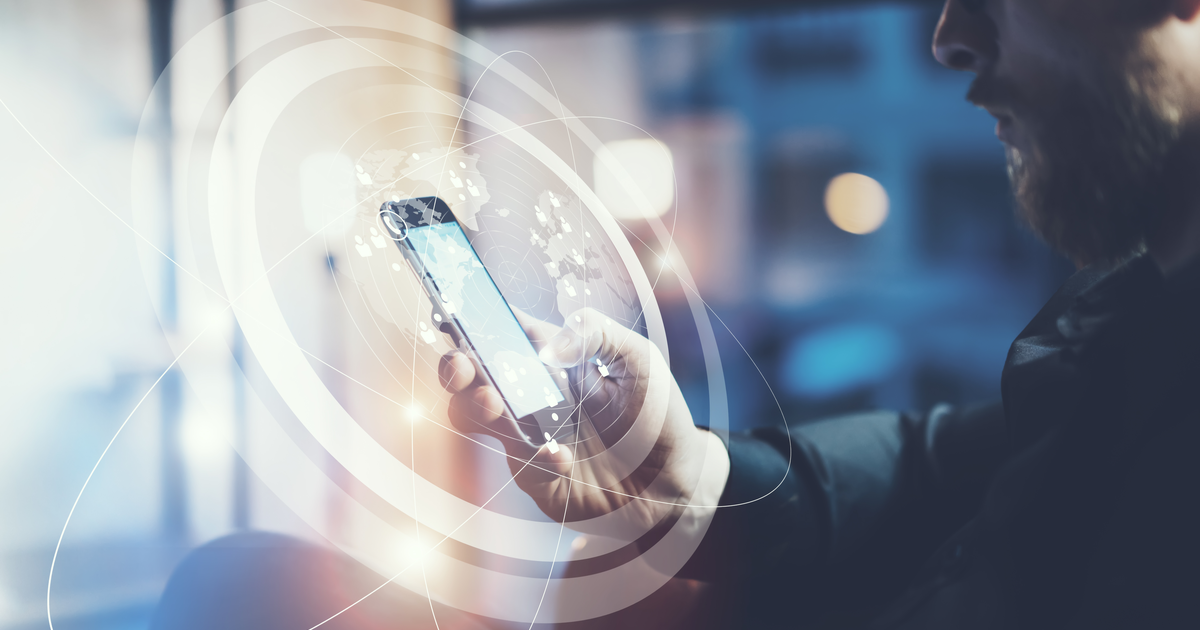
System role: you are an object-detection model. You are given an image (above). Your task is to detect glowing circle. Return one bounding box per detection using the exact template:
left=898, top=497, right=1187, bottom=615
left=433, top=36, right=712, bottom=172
left=594, top=139, right=675, bottom=219
left=824, top=173, right=889, bottom=235
left=126, top=4, right=732, bottom=623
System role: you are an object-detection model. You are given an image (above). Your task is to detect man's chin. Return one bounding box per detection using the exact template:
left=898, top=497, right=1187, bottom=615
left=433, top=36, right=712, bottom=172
left=1005, top=145, right=1148, bottom=268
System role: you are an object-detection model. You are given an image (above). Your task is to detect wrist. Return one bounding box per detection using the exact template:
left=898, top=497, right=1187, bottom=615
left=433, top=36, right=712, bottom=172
left=693, top=429, right=731, bottom=508
left=636, top=428, right=730, bottom=571
left=668, top=427, right=730, bottom=518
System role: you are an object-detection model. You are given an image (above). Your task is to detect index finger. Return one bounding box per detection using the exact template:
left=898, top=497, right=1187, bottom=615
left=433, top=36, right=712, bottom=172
left=438, top=351, right=476, bottom=392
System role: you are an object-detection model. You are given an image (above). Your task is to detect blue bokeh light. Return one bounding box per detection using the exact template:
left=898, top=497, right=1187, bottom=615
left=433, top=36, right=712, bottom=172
left=782, top=323, right=903, bottom=398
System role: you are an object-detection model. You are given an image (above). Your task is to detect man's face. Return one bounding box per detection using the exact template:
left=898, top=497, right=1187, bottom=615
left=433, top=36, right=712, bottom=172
left=934, top=0, right=1185, bottom=267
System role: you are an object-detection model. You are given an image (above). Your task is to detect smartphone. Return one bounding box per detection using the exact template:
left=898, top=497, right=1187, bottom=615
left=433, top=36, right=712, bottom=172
left=379, top=197, right=578, bottom=448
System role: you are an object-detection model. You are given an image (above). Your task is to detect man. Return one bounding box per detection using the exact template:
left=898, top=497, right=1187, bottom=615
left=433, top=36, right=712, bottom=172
left=441, top=0, right=1200, bottom=627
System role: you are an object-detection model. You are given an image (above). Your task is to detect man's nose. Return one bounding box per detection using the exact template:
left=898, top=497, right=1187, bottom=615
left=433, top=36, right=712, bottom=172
left=933, top=0, right=998, bottom=72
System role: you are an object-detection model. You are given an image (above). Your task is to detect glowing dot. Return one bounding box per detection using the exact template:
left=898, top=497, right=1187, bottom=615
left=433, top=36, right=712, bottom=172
left=657, top=249, right=680, bottom=270
left=180, top=414, right=229, bottom=461
left=824, top=173, right=889, bottom=235
left=412, top=153, right=420, bottom=160
left=571, top=536, right=588, bottom=551
left=434, top=313, right=443, bottom=322
left=398, top=537, right=434, bottom=567
left=458, top=194, right=466, bottom=201
left=459, top=161, right=466, bottom=168
left=559, top=371, right=568, bottom=378
left=575, top=316, right=582, bottom=323
left=392, top=263, right=402, bottom=271
left=551, top=413, right=560, bottom=421
left=585, top=232, right=591, bottom=237
left=406, top=404, right=423, bottom=421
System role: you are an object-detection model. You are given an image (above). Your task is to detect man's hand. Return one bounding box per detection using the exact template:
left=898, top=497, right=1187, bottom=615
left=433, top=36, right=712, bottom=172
left=438, top=308, right=727, bottom=536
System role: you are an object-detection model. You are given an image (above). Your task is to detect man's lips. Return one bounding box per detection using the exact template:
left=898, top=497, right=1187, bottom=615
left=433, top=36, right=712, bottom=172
left=974, top=103, right=1017, bottom=145
left=994, top=114, right=1015, bottom=144
left=966, top=77, right=1022, bottom=146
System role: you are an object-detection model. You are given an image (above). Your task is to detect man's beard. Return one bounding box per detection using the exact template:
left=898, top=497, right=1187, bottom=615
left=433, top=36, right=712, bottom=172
left=996, top=59, right=1181, bottom=267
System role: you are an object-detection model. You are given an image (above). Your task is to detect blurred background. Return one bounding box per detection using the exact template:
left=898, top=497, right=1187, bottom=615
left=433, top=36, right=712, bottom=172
left=0, top=0, right=1073, bottom=628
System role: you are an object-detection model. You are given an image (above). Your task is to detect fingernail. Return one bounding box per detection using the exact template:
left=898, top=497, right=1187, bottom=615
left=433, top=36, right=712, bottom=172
left=539, top=335, right=571, bottom=364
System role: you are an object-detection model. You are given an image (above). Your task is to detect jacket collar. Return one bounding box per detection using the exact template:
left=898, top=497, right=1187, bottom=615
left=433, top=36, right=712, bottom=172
left=1003, top=249, right=1200, bottom=449
left=1054, top=254, right=1163, bottom=361
left=1001, top=253, right=1166, bottom=447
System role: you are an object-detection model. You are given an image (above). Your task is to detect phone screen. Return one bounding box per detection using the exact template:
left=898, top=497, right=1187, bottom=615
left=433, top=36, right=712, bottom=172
left=405, top=221, right=565, bottom=419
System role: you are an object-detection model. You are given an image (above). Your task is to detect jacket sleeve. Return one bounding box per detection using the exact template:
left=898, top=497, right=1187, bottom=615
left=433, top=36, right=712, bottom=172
left=679, top=401, right=1010, bottom=621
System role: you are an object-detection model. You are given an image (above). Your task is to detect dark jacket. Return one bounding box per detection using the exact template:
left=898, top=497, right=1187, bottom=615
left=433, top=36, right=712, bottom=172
left=686, top=254, right=1200, bottom=629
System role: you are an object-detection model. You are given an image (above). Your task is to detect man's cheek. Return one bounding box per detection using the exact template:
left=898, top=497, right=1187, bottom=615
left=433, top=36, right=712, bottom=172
left=1005, top=0, right=1106, bottom=72
left=1027, top=0, right=1119, bottom=31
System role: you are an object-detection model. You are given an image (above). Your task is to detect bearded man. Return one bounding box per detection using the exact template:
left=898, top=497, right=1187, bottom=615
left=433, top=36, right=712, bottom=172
left=441, top=0, right=1200, bottom=627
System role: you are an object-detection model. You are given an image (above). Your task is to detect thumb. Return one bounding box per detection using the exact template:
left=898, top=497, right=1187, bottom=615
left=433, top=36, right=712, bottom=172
left=538, top=308, right=639, bottom=369
left=511, top=307, right=562, bottom=349
left=538, top=330, right=587, bottom=368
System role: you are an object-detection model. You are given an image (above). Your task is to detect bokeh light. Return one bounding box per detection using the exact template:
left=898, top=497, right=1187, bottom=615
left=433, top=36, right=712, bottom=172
left=824, top=172, right=889, bottom=235
left=299, top=152, right=356, bottom=236
left=782, top=323, right=902, bottom=398
left=594, top=138, right=675, bottom=219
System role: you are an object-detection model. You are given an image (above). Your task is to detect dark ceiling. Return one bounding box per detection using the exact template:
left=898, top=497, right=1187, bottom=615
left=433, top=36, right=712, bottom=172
left=456, top=0, right=945, bottom=28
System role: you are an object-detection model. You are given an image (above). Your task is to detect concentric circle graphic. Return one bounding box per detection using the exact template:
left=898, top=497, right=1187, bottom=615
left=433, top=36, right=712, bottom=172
left=128, top=0, right=736, bottom=624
